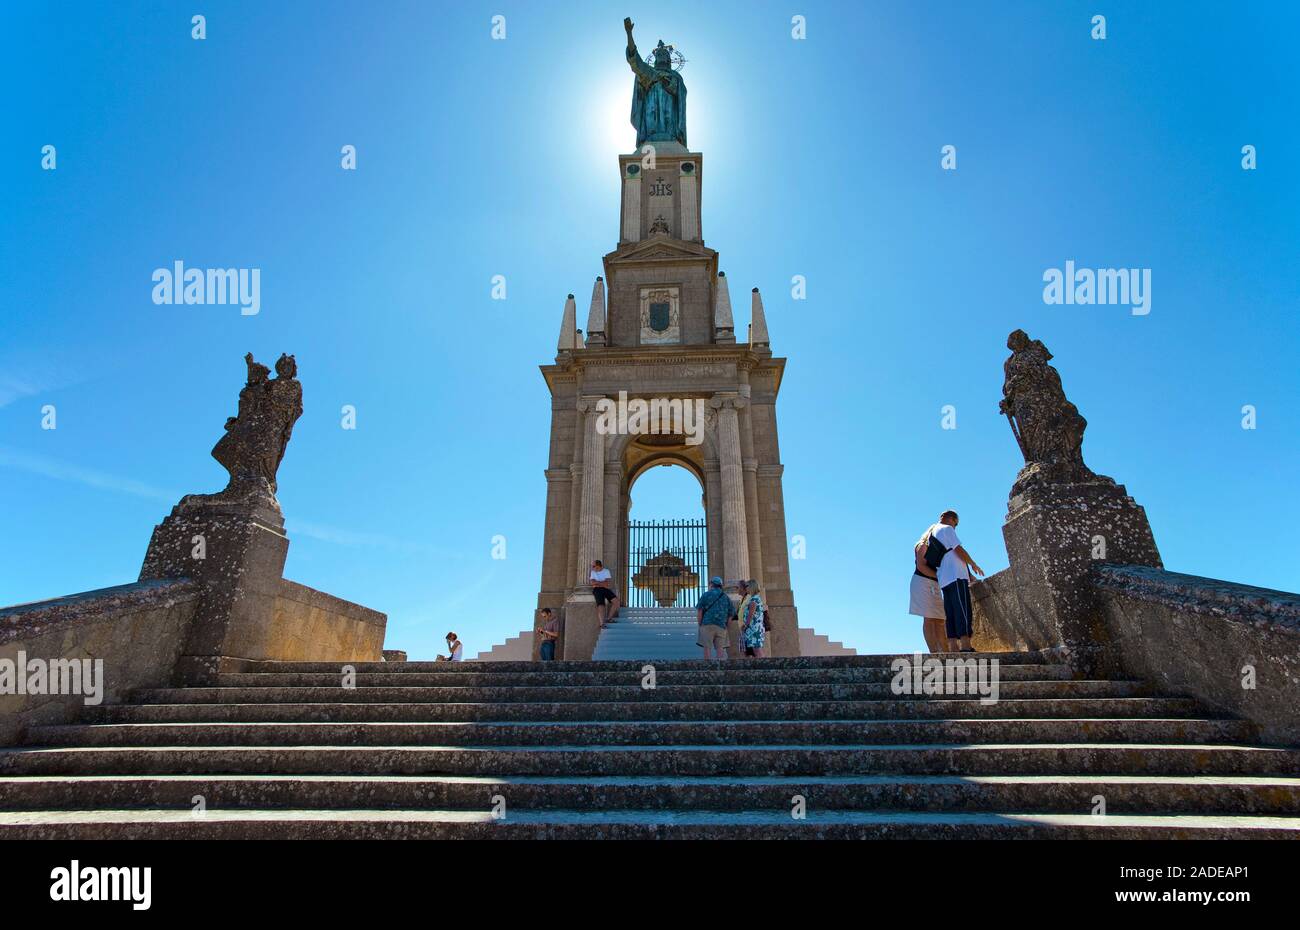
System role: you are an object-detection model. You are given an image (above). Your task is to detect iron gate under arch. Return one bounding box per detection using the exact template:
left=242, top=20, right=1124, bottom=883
left=624, top=517, right=709, bottom=609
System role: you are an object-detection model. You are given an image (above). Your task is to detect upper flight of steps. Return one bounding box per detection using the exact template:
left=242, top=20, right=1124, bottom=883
left=593, top=606, right=699, bottom=660
left=2, top=651, right=1298, bottom=838
left=479, top=608, right=853, bottom=661
left=591, top=607, right=855, bottom=660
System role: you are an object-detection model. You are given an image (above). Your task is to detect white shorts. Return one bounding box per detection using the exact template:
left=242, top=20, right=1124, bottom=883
left=908, top=573, right=944, bottom=618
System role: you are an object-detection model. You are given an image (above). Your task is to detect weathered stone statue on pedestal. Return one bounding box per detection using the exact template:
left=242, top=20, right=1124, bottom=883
left=1000, top=329, right=1108, bottom=498
left=140, top=353, right=304, bottom=683
left=178, top=352, right=303, bottom=516
left=995, top=330, right=1161, bottom=675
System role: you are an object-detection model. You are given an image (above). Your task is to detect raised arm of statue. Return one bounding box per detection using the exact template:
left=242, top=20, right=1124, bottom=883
left=623, top=17, right=655, bottom=83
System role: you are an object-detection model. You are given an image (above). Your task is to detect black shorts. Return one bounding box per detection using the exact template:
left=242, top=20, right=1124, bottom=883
left=593, top=586, right=616, bottom=606
left=942, top=578, right=973, bottom=639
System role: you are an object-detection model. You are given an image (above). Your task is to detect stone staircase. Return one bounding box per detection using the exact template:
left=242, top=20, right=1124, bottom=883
left=798, top=627, right=855, bottom=657
left=592, top=606, right=699, bottom=660
left=2, top=652, right=1299, bottom=838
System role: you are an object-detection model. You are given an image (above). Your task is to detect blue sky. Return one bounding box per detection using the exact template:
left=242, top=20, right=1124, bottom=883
left=2, top=1, right=1297, bottom=659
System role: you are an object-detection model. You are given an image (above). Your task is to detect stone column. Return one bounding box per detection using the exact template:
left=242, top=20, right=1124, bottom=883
left=756, top=463, right=799, bottom=657
left=576, top=396, right=607, bottom=578
left=563, top=395, right=607, bottom=660
left=738, top=385, right=764, bottom=587
left=621, top=163, right=642, bottom=243
left=539, top=468, right=573, bottom=599
left=566, top=461, right=583, bottom=589
left=679, top=161, right=700, bottom=241
left=535, top=467, right=574, bottom=661
left=704, top=459, right=723, bottom=580
left=711, top=393, right=750, bottom=587
left=602, top=462, right=622, bottom=596
left=619, top=487, right=632, bottom=604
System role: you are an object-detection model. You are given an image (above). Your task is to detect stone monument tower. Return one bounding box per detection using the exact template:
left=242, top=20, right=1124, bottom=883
left=533, top=19, right=801, bottom=660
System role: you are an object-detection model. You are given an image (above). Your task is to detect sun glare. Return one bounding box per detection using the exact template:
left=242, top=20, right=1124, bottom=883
left=597, top=78, right=635, bottom=155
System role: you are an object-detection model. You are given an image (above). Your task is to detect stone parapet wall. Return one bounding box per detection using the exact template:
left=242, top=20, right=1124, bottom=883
left=1094, top=565, right=1300, bottom=745
left=263, top=579, right=386, bottom=663
left=0, top=579, right=200, bottom=745
left=971, top=569, right=1030, bottom=653
left=971, top=569, right=1069, bottom=658
left=974, top=562, right=1299, bottom=743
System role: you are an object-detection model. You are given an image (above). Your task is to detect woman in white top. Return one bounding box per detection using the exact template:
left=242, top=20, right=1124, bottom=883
left=437, top=632, right=464, bottom=662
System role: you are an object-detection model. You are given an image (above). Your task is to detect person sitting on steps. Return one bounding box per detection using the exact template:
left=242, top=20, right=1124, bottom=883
left=436, top=631, right=464, bottom=662
left=590, top=559, right=620, bottom=628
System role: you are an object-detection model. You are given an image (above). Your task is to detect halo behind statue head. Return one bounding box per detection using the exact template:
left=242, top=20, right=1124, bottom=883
left=646, top=40, right=687, bottom=71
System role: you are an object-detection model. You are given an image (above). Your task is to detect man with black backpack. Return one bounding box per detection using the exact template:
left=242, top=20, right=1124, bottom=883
left=695, top=576, right=734, bottom=661
left=924, top=510, right=986, bottom=652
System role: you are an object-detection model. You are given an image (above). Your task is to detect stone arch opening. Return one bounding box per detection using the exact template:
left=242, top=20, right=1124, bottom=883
left=620, top=443, right=709, bottom=608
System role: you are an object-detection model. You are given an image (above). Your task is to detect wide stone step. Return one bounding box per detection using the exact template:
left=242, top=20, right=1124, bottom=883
left=2, top=773, right=1298, bottom=815
left=3, top=808, right=1298, bottom=840
left=594, top=650, right=704, bottom=659
left=237, top=652, right=1063, bottom=673
left=593, top=641, right=701, bottom=660
left=208, top=664, right=1073, bottom=687
left=4, top=743, right=1297, bottom=778
left=600, top=623, right=696, bottom=627
left=26, top=718, right=1256, bottom=749
left=130, top=680, right=1150, bottom=705
left=599, top=621, right=696, bottom=626
left=596, top=623, right=696, bottom=630
left=92, top=697, right=1209, bottom=725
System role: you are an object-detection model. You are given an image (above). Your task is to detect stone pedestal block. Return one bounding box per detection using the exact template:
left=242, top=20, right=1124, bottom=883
left=764, top=599, right=800, bottom=658
left=140, top=501, right=289, bottom=684
left=561, top=591, right=600, bottom=661
left=1003, top=480, right=1161, bottom=676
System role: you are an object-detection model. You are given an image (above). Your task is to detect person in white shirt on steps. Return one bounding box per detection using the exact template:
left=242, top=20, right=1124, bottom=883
left=928, top=510, right=985, bottom=652
left=436, top=632, right=464, bottom=662
left=590, top=559, right=621, bottom=629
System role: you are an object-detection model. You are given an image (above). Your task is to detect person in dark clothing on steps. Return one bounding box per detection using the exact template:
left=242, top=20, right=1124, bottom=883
left=538, top=607, right=560, bottom=661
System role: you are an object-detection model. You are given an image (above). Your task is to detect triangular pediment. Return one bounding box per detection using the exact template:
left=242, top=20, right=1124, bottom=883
left=605, top=238, right=716, bottom=266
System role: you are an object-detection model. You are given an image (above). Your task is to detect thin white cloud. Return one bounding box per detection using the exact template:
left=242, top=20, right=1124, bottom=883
left=286, top=518, right=462, bottom=557
left=0, top=360, right=97, bottom=410
left=0, top=446, right=178, bottom=502
left=0, top=446, right=460, bottom=556
left=0, top=375, right=42, bottom=409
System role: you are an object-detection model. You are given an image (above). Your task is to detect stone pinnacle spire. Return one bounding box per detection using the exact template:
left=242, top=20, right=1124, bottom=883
left=750, top=287, right=770, bottom=347
left=557, top=293, right=577, bottom=354
left=713, top=271, right=735, bottom=344
left=585, top=276, right=606, bottom=347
